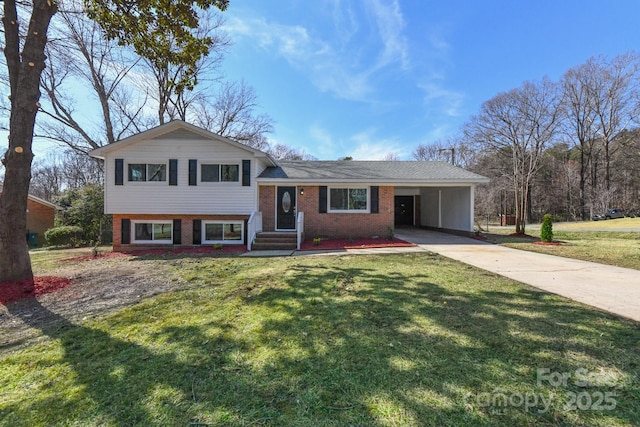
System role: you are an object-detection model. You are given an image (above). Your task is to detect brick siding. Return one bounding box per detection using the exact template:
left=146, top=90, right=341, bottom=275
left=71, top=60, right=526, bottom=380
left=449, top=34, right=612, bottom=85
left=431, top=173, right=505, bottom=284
left=113, top=214, right=249, bottom=252
left=259, top=185, right=394, bottom=239
left=26, top=198, right=55, bottom=246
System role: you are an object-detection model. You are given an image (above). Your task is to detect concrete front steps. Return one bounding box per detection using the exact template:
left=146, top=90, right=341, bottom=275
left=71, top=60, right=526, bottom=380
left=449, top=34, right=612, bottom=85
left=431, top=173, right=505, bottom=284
left=251, top=232, right=297, bottom=250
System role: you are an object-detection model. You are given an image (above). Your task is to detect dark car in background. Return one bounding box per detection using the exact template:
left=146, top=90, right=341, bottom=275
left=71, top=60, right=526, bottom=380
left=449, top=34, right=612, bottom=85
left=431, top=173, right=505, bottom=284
left=592, top=209, right=625, bottom=220
left=626, top=209, right=640, bottom=217
left=605, top=209, right=625, bottom=219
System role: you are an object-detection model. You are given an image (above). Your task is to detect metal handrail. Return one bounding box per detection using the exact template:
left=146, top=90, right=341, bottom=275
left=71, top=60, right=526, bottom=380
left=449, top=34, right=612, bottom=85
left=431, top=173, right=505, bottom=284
left=247, top=211, right=263, bottom=251
left=296, top=211, right=304, bottom=250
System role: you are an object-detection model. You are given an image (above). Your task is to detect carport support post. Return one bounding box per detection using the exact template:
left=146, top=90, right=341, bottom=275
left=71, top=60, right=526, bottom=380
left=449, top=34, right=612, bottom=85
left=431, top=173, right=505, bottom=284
left=470, top=185, right=475, bottom=232
left=438, top=190, right=442, bottom=228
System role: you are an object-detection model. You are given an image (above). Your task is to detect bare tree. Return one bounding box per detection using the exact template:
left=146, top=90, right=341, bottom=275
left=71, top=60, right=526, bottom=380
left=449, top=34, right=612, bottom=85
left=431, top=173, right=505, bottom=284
left=561, top=58, right=601, bottom=219
left=268, top=143, right=317, bottom=160
left=561, top=53, right=640, bottom=218
left=465, top=78, right=562, bottom=234
left=382, top=152, right=400, bottom=161
left=137, top=11, right=230, bottom=124
left=190, top=80, right=274, bottom=150
left=0, top=0, right=57, bottom=280
left=590, top=53, right=640, bottom=191
left=413, top=141, right=453, bottom=162
left=30, top=149, right=103, bottom=201
left=38, top=9, right=144, bottom=153
left=412, top=136, right=476, bottom=168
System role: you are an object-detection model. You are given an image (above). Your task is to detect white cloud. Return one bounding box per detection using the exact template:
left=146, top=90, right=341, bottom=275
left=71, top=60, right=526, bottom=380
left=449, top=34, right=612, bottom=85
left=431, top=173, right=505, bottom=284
left=227, top=16, right=372, bottom=100
left=418, top=82, right=465, bottom=118
left=226, top=1, right=410, bottom=101
left=367, top=0, right=409, bottom=70
left=329, top=0, right=359, bottom=43
left=347, top=129, right=403, bottom=160
left=306, top=125, right=408, bottom=160
left=309, top=124, right=336, bottom=156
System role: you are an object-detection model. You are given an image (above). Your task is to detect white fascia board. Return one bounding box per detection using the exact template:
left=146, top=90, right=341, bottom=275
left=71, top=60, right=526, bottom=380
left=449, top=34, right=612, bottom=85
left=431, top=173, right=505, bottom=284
left=256, top=178, right=490, bottom=186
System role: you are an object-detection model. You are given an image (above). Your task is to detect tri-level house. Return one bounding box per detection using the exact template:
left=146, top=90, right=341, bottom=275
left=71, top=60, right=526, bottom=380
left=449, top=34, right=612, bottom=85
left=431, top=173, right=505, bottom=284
left=89, top=120, right=489, bottom=251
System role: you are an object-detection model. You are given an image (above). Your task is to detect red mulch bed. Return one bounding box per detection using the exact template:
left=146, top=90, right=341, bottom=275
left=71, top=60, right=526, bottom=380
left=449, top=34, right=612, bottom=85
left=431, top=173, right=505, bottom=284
left=124, top=245, right=247, bottom=256
left=300, top=237, right=416, bottom=251
left=0, top=276, right=72, bottom=305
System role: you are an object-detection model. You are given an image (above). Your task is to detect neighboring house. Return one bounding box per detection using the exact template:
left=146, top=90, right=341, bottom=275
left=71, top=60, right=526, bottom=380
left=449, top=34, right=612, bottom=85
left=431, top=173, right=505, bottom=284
left=0, top=186, right=57, bottom=246
left=89, top=120, right=489, bottom=251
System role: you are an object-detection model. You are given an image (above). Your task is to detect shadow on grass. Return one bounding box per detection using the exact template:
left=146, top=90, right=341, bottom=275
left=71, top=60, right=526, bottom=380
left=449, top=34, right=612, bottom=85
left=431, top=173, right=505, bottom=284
left=3, top=254, right=639, bottom=426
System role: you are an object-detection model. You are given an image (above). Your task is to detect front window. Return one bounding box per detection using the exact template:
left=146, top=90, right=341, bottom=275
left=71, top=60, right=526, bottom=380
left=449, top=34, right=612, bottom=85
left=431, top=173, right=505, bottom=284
left=329, top=187, right=368, bottom=212
left=221, top=165, right=239, bottom=182
left=128, top=164, right=146, bottom=181
left=203, top=221, right=244, bottom=244
left=128, top=163, right=166, bottom=182
left=201, top=164, right=220, bottom=182
left=132, top=221, right=172, bottom=243
left=200, top=163, right=239, bottom=182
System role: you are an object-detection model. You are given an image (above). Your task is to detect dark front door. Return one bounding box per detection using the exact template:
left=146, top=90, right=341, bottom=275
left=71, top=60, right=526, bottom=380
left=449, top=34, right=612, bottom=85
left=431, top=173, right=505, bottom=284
left=277, top=186, right=297, bottom=230
left=394, top=196, right=414, bottom=226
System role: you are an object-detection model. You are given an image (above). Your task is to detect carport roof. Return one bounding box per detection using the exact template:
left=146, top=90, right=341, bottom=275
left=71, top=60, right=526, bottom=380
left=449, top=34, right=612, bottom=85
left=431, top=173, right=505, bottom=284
left=257, top=160, right=489, bottom=184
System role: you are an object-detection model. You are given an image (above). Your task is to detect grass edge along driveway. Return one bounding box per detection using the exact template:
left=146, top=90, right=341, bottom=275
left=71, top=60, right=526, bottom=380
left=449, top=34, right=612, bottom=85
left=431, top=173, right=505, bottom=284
left=1, top=252, right=639, bottom=426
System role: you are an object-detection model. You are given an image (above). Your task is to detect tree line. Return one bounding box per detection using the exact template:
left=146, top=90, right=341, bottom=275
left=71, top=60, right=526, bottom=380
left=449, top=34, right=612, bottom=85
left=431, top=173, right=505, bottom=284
left=412, top=52, right=640, bottom=233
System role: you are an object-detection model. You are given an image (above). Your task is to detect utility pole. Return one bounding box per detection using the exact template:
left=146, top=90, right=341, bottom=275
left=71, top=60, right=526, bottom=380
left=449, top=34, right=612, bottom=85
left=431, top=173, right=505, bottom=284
left=439, top=147, right=455, bottom=165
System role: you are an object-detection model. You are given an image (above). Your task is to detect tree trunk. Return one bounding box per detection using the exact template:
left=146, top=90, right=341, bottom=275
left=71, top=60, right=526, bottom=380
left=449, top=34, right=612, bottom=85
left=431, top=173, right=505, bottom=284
left=0, top=0, right=57, bottom=282
left=579, top=145, right=587, bottom=220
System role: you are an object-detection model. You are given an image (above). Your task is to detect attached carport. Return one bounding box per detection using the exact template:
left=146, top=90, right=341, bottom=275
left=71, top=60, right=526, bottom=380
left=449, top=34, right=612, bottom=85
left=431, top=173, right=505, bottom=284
left=394, top=183, right=483, bottom=234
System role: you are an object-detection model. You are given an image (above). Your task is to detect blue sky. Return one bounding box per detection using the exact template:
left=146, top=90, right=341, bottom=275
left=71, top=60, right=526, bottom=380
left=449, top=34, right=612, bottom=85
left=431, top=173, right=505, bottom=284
left=220, top=0, right=640, bottom=160
left=19, top=0, right=639, bottom=162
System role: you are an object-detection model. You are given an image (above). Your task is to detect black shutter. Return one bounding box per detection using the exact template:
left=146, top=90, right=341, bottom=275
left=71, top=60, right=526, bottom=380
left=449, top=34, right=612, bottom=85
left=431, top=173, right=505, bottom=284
left=169, top=159, right=178, bottom=186
left=319, top=186, right=327, bottom=213
left=115, top=159, right=124, bottom=186
left=121, top=218, right=130, bottom=244
left=370, top=186, right=379, bottom=214
left=192, top=219, right=201, bottom=244
left=242, top=160, right=251, bottom=187
left=173, top=219, right=181, bottom=244
left=189, top=159, right=197, bottom=186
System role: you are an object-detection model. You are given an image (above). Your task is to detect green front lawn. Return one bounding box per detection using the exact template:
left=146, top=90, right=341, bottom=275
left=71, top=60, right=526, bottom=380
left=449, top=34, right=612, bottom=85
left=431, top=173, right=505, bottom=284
left=485, top=230, right=640, bottom=270
left=1, top=253, right=639, bottom=426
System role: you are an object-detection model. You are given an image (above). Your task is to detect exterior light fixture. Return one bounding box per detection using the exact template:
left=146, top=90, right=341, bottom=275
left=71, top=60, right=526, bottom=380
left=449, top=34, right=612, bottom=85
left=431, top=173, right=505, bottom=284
left=299, top=188, right=304, bottom=195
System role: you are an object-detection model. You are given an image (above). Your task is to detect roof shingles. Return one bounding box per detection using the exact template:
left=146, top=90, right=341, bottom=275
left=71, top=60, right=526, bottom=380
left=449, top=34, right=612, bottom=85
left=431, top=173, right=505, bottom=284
left=258, top=161, right=488, bottom=183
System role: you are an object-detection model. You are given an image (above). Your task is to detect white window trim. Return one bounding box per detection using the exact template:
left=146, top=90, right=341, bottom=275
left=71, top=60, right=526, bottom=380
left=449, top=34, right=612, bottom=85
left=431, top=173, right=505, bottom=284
left=328, top=186, right=370, bottom=213
left=202, top=220, right=245, bottom=245
left=127, top=162, right=168, bottom=183
left=199, top=162, right=241, bottom=184
left=131, top=220, right=173, bottom=244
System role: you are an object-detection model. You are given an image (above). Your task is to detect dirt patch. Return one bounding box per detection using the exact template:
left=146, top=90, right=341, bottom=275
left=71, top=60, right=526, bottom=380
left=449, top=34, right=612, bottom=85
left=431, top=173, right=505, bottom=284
left=0, top=254, right=185, bottom=351
left=64, top=245, right=245, bottom=262
left=533, top=241, right=563, bottom=246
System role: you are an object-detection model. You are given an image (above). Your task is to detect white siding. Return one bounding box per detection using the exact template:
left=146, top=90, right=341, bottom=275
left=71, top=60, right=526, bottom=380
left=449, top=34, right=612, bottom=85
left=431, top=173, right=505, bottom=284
left=420, top=186, right=472, bottom=232
left=440, top=187, right=471, bottom=231
left=255, top=158, right=269, bottom=177
left=104, top=137, right=259, bottom=214
left=420, top=188, right=439, bottom=227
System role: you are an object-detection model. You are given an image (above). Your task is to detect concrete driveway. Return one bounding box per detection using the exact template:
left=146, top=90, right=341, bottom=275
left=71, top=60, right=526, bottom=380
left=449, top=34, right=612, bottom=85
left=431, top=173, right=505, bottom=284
left=394, top=228, right=640, bottom=323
